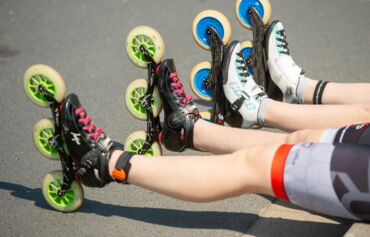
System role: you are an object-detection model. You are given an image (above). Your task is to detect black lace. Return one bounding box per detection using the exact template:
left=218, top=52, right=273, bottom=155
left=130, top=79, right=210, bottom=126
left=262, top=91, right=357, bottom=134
left=236, top=51, right=250, bottom=83
left=276, top=30, right=290, bottom=54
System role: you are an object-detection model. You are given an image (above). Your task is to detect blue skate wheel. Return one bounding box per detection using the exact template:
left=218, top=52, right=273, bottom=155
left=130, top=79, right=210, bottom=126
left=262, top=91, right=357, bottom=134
left=192, top=10, right=231, bottom=50
left=190, top=61, right=212, bottom=102
left=240, top=41, right=254, bottom=75
left=199, top=111, right=211, bottom=122
left=235, top=0, right=272, bottom=29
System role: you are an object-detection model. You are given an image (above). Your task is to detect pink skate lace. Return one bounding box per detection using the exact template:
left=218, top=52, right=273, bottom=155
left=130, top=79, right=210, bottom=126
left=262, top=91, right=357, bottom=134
left=75, top=107, right=104, bottom=142
left=170, top=72, right=193, bottom=107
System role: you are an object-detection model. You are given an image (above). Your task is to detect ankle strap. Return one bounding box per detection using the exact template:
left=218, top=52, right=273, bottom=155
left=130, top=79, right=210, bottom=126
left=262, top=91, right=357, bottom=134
left=112, top=151, right=135, bottom=184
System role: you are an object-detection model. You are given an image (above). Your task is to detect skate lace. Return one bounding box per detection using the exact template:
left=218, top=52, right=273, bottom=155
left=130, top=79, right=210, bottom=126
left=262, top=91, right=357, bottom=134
left=236, top=52, right=250, bottom=83
left=276, top=30, right=290, bottom=54
left=75, top=107, right=104, bottom=142
left=170, top=72, right=193, bottom=107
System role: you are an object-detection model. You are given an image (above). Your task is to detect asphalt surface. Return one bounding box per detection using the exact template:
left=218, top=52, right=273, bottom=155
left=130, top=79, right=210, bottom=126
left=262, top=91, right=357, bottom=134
left=1, top=0, right=369, bottom=236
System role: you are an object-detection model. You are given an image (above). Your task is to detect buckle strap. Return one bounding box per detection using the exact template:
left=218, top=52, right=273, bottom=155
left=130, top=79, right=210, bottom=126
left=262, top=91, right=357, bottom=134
left=112, top=151, right=135, bottom=184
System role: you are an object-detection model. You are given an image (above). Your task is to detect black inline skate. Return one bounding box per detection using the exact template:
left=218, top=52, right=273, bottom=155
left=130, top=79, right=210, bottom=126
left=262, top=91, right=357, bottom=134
left=23, top=65, right=117, bottom=212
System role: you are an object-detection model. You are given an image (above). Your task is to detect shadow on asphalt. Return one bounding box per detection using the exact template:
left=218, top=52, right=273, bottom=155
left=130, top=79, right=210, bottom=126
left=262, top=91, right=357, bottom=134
left=0, top=181, right=352, bottom=235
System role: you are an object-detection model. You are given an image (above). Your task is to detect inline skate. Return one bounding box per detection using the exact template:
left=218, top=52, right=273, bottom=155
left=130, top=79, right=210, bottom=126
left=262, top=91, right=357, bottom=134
left=23, top=64, right=116, bottom=212
left=190, top=9, right=261, bottom=128
left=235, top=0, right=283, bottom=101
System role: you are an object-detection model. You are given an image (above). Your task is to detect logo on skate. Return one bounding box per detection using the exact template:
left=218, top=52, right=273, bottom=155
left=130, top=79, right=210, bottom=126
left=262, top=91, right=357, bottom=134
left=70, top=132, right=81, bottom=145
left=354, top=123, right=370, bottom=130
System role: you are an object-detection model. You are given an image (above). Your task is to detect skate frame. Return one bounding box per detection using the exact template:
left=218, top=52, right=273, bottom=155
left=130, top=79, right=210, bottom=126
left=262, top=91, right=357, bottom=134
left=205, top=27, right=227, bottom=125
left=38, top=85, right=76, bottom=197
left=137, top=45, right=162, bottom=155
left=247, top=7, right=282, bottom=101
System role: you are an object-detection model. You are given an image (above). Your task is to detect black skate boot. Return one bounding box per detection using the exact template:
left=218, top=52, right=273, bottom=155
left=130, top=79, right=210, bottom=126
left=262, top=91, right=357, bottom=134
left=61, top=93, right=128, bottom=187
left=159, top=59, right=201, bottom=152
left=61, top=94, right=115, bottom=187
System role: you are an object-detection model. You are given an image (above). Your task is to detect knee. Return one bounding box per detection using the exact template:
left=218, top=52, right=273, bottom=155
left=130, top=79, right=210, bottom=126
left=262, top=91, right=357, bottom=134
left=286, top=129, right=310, bottom=144
left=232, top=144, right=267, bottom=172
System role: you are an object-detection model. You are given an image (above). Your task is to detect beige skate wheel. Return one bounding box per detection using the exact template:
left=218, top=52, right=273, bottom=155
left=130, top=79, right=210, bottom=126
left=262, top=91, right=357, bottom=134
left=199, top=111, right=211, bottom=121
left=235, top=0, right=272, bottom=29
left=42, top=170, right=84, bottom=212
left=124, top=130, right=162, bottom=156
left=32, top=118, right=60, bottom=160
left=125, top=26, right=165, bottom=68
left=192, top=10, right=232, bottom=50
left=23, top=64, right=66, bottom=107
left=125, top=78, right=162, bottom=120
left=190, top=61, right=212, bottom=102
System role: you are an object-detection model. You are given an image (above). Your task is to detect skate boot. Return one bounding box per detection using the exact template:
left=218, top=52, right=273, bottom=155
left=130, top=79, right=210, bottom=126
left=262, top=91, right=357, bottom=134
left=159, top=59, right=201, bottom=152
left=222, top=40, right=269, bottom=128
left=265, top=20, right=308, bottom=104
left=60, top=93, right=117, bottom=187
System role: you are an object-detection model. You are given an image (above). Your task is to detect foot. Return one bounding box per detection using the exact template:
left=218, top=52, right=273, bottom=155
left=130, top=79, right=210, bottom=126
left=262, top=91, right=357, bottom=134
left=266, top=20, right=308, bottom=104
left=222, top=40, right=269, bottom=128
left=61, top=93, right=115, bottom=187
left=159, top=59, right=201, bottom=152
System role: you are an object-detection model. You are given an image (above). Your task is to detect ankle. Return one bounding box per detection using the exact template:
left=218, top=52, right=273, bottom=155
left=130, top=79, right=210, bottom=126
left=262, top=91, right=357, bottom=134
left=303, top=79, right=318, bottom=104
left=257, top=98, right=271, bottom=126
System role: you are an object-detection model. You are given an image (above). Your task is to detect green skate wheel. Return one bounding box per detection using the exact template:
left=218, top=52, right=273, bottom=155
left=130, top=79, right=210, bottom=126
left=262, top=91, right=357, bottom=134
left=125, top=78, right=162, bottom=120
left=23, top=64, right=66, bottom=108
left=235, top=0, right=272, bottom=29
left=240, top=41, right=254, bottom=75
left=32, top=118, right=60, bottom=160
left=199, top=111, right=211, bottom=122
left=192, top=10, right=232, bottom=50
left=125, top=26, right=165, bottom=68
left=42, top=170, right=84, bottom=212
left=190, top=61, right=212, bottom=102
left=124, top=130, right=162, bottom=156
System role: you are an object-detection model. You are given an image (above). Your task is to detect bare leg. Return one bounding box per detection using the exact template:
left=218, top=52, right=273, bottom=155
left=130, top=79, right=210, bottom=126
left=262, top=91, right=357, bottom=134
left=264, top=100, right=370, bottom=132
left=192, top=119, right=326, bottom=154
left=109, top=144, right=279, bottom=202
left=303, top=79, right=370, bottom=105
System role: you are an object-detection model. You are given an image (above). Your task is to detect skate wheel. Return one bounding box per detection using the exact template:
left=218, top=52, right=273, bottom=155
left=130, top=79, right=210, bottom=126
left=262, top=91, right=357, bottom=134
left=240, top=41, right=254, bottom=75
left=124, top=130, right=162, bottom=156
left=125, top=78, right=162, bottom=120
left=192, top=10, right=231, bottom=50
left=199, top=111, right=211, bottom=122
left=32, top=118, right=60, bottom=160
left=190, top=61, right=212, bottom=102
left=42, top=170, right=84, bottom=212
left=125, top=26, right=165, bottom=68
left=23, top=64, right=66, bottom=108
left=235, top=0, right=272, bottom=29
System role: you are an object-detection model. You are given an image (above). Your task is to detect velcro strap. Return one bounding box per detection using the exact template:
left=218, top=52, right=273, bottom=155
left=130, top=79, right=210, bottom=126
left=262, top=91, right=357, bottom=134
left=112, top=151, right=135, bottom=184
left=231, top=96, right=246, bottom=112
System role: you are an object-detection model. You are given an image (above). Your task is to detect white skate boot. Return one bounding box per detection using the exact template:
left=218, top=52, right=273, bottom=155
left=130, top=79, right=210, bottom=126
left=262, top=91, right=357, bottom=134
left=222, top=40, right=269, bottom=128
left=266, top=20, right=308, bottom=104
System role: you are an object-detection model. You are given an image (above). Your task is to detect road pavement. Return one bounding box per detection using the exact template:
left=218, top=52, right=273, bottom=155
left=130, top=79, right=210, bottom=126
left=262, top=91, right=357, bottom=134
left=1, top=0, right=369, bottom=236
